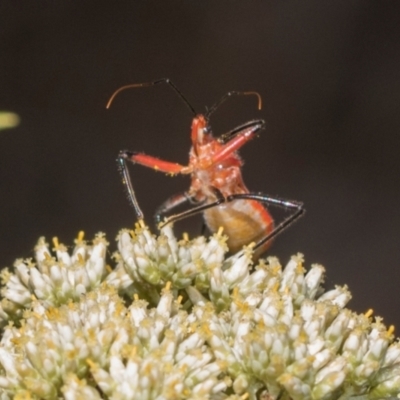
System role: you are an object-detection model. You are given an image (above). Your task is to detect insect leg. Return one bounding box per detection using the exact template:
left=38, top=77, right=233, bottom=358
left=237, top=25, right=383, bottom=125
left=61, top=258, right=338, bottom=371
left=158, top=189, right=225, bottom=229
left=154, top=192, right=199, bottom=226
left=157, top=190, right=304, bottom=254
left=212, top=119, right=265, bottom=164
left=218, top=119, right=265, bottom=144
left=117, top=150, right=189, bottom=221
left=125, top=151, right=187, bottom=174
left=226, top=193, right=305, bottom=251
left=117, top=151, right=144, bottom=220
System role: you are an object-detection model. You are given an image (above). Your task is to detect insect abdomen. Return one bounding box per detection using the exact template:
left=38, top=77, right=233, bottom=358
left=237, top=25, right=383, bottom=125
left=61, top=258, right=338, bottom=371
left=203, top=199, right=274, bottom=254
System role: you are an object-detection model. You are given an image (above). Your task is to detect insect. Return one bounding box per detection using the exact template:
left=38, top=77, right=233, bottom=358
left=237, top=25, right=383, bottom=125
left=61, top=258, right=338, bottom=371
left=107, top=79, right=304, bottom=256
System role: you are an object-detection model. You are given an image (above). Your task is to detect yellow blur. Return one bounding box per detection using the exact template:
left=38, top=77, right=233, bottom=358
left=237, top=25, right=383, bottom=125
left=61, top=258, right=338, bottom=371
left=0, top=111, right=20, bottom=131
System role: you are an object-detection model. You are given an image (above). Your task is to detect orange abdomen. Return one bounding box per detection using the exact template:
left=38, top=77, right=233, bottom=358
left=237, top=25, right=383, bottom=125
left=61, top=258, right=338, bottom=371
left=203, top=199, right=274, bottom=256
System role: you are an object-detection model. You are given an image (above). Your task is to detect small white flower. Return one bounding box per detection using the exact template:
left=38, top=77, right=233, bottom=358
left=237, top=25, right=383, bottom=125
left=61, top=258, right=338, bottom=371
left=0, top=223, right=398, bottom=400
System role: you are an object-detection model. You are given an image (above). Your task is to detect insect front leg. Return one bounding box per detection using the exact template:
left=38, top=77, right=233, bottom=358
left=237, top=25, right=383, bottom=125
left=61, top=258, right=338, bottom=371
left=117, top=150, right=189, bottom=222
left=217, top=119, right=265, bottom=145
left=212, top=119, right=265, bottom=164
left=117, top=151, right=144, bottom=220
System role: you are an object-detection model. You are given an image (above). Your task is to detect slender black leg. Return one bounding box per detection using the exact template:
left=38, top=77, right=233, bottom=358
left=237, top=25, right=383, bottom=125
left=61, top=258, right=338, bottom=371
left=159, top=191, right=304, bottom=253
left=226, top=193, right=305, bottom=251
left=117, top=151, right=144, bottom=220
left=154, top=192, right=199, bottom=226
left=158, top=189, right=225, bottom=229
left=217, top=119, right=265, bottom=144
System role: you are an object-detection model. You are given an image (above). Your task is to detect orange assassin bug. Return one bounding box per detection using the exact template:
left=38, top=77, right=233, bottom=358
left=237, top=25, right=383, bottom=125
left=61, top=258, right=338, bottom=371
left=107, top=79, right=304, bottom=256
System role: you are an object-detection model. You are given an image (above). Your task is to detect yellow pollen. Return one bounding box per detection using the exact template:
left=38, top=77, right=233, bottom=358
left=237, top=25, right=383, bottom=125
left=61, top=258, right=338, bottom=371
left=31, top=311, right=43, bottom=320
left=388, top=325, right=395, bottom=335
left=143, top=363, right=152, bottom=375
left=272, top=282, right=280, bottom=292
left=364, top=309, right=374, bottom=318
left=43, top=252, right=51, bottom=261
left=247, top=241, right=256, bottom=249
left=86, top=359, right=96, bottom=369
left=77, top=253, right=85, bottom=265
left=284, top=287, right=290, bottom=295
left=133, top=294, right=139, bottom=301
left=138, top=219, right=145, bottom=228
left=182, top=232, right=189, bottom=241
left=177, top=295, right=183, bottom=304
left=165, top=281, right=172, bottom=291
left=15, top=391, right=32, bottom=400
left=77, top=231, right=85, bottom=242
left=52, top=237, right=59, bottom=249
left=106, top=264, right=113, bottom=273
left=130, top=346, right=137, bottom=357
left=200, top=323, right=212, bottom=337
left=217, top=226, right=224, bottom=236
left=241, top=394, right=249, bottom=400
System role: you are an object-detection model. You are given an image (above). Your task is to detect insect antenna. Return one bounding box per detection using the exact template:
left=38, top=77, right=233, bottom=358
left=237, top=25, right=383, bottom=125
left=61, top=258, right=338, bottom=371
left=106, top=78, right=196, bottom=115
left=205, top=91, right=262, bottom=119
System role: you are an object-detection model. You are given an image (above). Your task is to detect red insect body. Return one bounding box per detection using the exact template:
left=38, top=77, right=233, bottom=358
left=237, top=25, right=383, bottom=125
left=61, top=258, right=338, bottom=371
left=109, top=79, right=304, bottom=257
left=131, top=114, right=274, bottom=253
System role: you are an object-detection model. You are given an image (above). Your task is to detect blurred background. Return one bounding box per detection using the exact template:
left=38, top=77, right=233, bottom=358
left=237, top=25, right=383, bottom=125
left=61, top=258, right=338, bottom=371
left=1, top=2, right=399, bottom=327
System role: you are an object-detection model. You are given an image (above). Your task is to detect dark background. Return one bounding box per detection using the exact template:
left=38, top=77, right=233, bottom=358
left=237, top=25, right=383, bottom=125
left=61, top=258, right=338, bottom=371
left=1, top=2, right=399, bottom=328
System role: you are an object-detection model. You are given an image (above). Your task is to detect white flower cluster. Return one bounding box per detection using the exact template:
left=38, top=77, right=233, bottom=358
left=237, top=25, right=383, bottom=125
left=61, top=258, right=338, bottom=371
left=0, top=223, right=399, bottom=400
left=0, top=233, right=107, bottom=328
